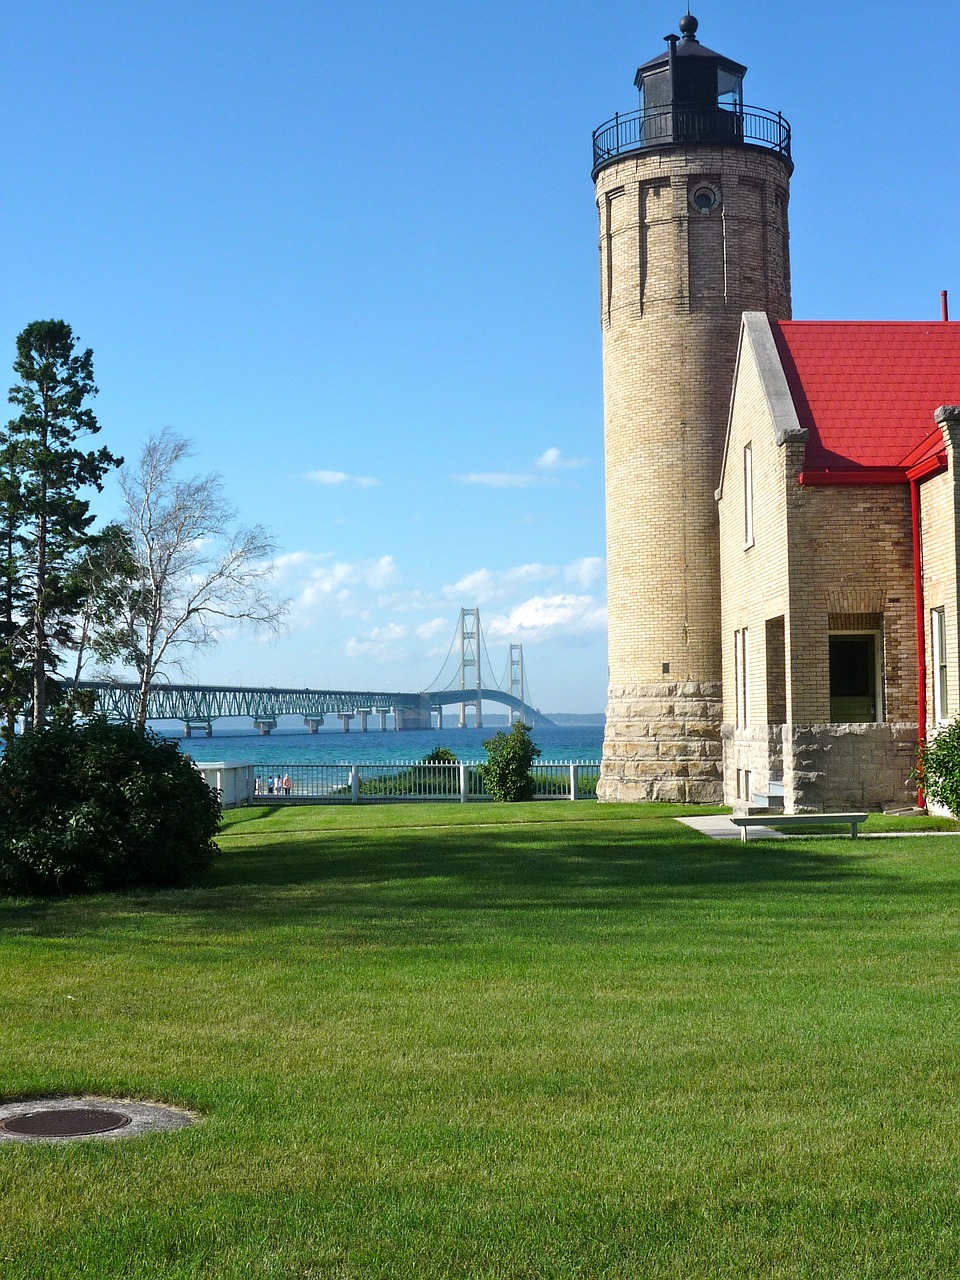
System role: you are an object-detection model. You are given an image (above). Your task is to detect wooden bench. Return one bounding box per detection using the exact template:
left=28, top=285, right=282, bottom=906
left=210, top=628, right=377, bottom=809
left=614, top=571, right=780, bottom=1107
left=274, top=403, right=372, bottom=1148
left=731, top=812, right=868, bottom=842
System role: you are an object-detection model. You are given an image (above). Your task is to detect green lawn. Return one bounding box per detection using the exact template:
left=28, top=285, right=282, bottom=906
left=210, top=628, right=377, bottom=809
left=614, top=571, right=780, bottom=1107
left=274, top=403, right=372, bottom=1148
left=2, top=801, right=960, bottom=1278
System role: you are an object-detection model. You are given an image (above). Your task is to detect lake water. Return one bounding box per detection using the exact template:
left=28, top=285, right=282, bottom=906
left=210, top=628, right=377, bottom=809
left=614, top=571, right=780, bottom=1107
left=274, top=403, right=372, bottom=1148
left=164, top=719, right=605, bottom=767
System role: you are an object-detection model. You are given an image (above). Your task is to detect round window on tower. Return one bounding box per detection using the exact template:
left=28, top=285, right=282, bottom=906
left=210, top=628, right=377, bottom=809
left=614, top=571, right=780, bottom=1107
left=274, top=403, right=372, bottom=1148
left=690, top=184, right=721, bottom=215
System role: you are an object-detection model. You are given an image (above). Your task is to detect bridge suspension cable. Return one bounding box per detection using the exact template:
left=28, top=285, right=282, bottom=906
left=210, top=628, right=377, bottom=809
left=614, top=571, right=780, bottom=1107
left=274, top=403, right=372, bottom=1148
left=421, top=623, right=461, bottom=693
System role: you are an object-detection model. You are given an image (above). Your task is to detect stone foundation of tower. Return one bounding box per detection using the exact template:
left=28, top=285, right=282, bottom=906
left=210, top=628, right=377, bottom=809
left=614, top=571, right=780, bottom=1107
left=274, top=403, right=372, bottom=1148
left=597, top=681, right=723, bottom=803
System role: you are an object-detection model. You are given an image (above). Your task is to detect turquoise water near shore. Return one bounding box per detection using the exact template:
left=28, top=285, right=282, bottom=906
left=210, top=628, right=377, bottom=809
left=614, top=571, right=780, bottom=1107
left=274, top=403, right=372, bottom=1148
left=165, top=720, right=604, bottom=767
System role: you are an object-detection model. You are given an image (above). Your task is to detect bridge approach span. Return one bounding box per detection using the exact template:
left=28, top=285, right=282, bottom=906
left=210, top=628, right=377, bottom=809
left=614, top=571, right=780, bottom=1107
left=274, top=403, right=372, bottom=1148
left=76, top=682, right=551, bottom=734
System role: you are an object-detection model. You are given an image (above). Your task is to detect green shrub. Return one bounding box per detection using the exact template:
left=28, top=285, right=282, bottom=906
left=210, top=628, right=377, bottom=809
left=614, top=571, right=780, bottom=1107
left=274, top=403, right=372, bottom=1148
left=0, top=718, right=221, bottom=896
left=919, top=719, right=960, bottom=816
left=352, top=748, right=461, bottom=798
left=480, top=721, right=541, bottom=802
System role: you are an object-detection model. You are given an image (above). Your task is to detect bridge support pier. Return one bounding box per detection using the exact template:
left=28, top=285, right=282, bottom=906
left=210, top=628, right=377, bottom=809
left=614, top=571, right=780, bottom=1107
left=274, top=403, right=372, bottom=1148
left=376, top=708, right=389, bottom=731
left=396, top=701, right=432, bottom=730
left=458, top=703, right=482, bottom=729
left=435, top=706, right=443, bottom=730
left=339, top=713, right=354, bottom=732
left=358, top=710, right=369, bottom=732
left=253, top=719, right=277, bottom=735
left=184, top=721, right=212, bottom=738
left=304, top=717, right=324, bottom=734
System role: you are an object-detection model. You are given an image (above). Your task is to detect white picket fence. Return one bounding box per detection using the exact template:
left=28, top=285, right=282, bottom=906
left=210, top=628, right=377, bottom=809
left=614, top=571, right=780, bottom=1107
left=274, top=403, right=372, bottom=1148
left=194, top=760, right=600, bottom=808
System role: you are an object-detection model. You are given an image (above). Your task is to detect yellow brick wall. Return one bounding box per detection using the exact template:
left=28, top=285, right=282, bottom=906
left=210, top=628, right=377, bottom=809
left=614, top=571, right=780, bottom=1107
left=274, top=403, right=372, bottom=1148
left=596, top=143, right=792, bottom=802
left=718, top=316, right=920, bottom=811
left=786, top=485, right=915, bottom=724
left=920, top=426, right=960, bottom=730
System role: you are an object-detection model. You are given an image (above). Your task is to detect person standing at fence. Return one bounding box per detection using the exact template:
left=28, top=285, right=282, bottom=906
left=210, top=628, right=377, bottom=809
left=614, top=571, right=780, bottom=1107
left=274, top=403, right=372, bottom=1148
left=282, top=773, right=292, bottom=795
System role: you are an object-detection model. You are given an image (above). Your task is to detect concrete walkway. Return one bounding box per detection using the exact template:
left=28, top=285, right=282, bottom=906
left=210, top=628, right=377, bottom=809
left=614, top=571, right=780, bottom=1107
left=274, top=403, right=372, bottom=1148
left=677, top=815, right=959, bottom=841
left=676, top=815, right=785, bottom=841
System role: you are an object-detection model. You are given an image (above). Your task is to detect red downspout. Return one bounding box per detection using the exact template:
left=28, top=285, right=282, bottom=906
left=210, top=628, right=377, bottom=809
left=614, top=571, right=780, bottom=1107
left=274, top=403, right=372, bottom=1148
left=911, top=476, right=926, bottom=807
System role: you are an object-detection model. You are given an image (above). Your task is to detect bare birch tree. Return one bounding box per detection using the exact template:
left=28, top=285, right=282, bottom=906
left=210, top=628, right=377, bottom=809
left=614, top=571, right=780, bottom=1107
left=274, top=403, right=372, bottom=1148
left=109, top=429, right=287, bottom=727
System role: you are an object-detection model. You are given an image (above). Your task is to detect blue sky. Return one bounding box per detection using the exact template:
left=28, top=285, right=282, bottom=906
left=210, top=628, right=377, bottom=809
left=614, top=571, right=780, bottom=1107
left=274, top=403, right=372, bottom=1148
left=0, top=1, right=957, bottom=711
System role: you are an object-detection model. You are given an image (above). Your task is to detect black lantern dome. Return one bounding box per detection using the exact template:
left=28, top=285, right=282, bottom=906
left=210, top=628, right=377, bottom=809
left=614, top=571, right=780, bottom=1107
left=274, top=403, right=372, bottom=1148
left=591, top=14, right=791, bottom=175
left=633, top=14, right=746, bottom=145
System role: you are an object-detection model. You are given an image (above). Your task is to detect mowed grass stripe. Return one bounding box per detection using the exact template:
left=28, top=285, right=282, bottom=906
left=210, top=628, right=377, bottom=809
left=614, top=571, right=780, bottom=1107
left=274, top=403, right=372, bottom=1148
left=1, top=803, right=959, bottom=1277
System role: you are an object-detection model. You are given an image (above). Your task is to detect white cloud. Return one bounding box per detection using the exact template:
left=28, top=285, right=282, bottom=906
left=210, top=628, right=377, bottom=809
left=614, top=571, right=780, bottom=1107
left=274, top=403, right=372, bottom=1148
left=451, top=471, right=546, bottom=489
left=486, top=594, right=608, bottom=640
left=564, top=556, right=605, bottom=590
left=304, top=470, right=379, bottom=487
left=536, top=447, right=589, bottom=471
left=453, top=448, right=589, bottom=488
left=416, top=617, right=449, bottom=640
left=270, top=552, right=400, bottom=627
left=344, top=623, right=409, bottom=661
left=443, top=563, right=556, bottom=603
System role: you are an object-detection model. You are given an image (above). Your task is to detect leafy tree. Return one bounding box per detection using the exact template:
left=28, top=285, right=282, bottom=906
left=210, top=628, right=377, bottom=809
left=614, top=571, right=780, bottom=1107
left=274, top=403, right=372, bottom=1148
left=0, top=443, right=28, bottom=742
left=480, top=720, right=541, bottom=802
left=0, top=717, right=220, bottom=896
left=919, top=720, right=960, bottom=816
left=105, top=429, right=287, bottom=727
left=67, top=522, right=138, bottom=688
left=4, top=321, right=121, bottom=727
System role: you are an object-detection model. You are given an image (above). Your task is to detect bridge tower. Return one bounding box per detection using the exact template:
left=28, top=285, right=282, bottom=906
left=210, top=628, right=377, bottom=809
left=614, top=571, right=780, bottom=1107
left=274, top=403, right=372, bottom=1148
left=508, top=644, right=525, bottom=725
left=458, top=607, right=483, bottom=728
left=592, top=13, right=792, bottom=802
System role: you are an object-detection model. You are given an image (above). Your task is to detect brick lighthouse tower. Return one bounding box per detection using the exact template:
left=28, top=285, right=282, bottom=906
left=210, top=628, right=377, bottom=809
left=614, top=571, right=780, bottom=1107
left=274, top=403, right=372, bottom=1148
left=593, top=14, right=793, bottom=802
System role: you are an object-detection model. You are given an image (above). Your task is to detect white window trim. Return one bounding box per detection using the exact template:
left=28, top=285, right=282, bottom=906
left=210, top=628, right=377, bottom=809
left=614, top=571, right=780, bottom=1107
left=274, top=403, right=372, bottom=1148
left=932, top=607, right=949, bottom=725
left=734, top=627, right=749, bottom=728
left=743, top=442, right=755, bottom=550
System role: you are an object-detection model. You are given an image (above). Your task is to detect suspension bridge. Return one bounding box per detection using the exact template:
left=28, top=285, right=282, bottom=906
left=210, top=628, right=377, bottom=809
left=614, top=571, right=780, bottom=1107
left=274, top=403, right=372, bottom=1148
left=76, top=608, right=551, bottom=736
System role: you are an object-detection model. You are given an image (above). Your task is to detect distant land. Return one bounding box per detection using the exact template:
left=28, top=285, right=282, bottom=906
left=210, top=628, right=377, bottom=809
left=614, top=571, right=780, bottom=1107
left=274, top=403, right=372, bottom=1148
left=483, top=712, right=605, bottom=726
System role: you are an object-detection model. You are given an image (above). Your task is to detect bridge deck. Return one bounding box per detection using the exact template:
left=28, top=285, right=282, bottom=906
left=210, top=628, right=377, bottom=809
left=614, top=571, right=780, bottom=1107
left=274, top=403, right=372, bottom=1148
left=75, top=682, right=551, bottom=727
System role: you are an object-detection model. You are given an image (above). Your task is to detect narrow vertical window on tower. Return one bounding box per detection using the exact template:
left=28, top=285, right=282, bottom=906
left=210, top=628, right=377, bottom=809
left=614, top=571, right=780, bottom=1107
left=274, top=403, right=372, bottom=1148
left=932, top=608, right=949, bottom=724
left=734, top=628, right=749, bottom=727
left=743, top=443, right=754, bottom=548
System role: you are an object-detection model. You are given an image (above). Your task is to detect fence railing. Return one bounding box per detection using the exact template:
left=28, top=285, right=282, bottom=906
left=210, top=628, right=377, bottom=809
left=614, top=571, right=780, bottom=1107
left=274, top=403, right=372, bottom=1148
left=250, top=761, right=599, bottom=804
left=591, top=103, right=791, bottom=173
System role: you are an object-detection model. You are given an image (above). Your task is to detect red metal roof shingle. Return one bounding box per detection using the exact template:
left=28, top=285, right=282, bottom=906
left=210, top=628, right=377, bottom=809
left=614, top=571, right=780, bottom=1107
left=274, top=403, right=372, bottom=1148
left=770, top=321, right=960, bottom=472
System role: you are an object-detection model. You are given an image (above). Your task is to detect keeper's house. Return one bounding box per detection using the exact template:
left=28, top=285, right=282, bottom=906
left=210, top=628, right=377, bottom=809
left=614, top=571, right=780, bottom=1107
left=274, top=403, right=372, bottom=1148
left=717, top=313, right=960, bottom=812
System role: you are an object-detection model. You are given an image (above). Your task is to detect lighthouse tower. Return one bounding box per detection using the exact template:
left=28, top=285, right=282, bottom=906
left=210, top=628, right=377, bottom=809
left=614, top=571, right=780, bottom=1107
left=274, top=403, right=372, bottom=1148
left=593, top=15, right=793, bottom=802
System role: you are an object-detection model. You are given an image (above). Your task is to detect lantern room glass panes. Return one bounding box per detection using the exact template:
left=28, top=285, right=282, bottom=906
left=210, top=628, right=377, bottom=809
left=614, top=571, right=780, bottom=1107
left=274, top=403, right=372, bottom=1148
left=717, top=67, right=743, bottom=111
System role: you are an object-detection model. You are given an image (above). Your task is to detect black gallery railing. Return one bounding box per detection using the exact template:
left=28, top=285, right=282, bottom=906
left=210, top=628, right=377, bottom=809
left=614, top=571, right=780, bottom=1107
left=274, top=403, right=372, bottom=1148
left=592, top=103, right=791, bottom=173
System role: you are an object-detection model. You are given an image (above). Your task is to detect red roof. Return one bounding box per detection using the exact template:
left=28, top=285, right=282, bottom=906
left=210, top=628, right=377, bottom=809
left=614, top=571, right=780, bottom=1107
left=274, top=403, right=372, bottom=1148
left=770, top=321, right=960, bottom=476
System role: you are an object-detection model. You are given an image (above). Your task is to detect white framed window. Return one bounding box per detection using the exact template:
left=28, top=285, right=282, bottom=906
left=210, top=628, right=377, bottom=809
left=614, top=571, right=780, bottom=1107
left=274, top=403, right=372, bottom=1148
left=932, top=607, right=949, bottom=724
left=734, top=627, right=749, bottom=727
left=743, top=442, right=754, bottom=549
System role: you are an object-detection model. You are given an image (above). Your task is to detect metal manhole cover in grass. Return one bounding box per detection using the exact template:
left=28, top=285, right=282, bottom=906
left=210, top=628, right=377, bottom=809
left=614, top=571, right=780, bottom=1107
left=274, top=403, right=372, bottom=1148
left=1, top=1107, right=133, bottom=1137
left=0, top=1096, right=198, bottom=1143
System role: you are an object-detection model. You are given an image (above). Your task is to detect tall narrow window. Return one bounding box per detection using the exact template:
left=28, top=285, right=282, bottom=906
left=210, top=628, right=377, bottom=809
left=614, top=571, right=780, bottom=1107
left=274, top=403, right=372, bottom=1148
left=932, top=607, right=949, bottom=724
left=734, top=627, right=749, bottom=727
left=743, top=443, right=754, bottom=548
